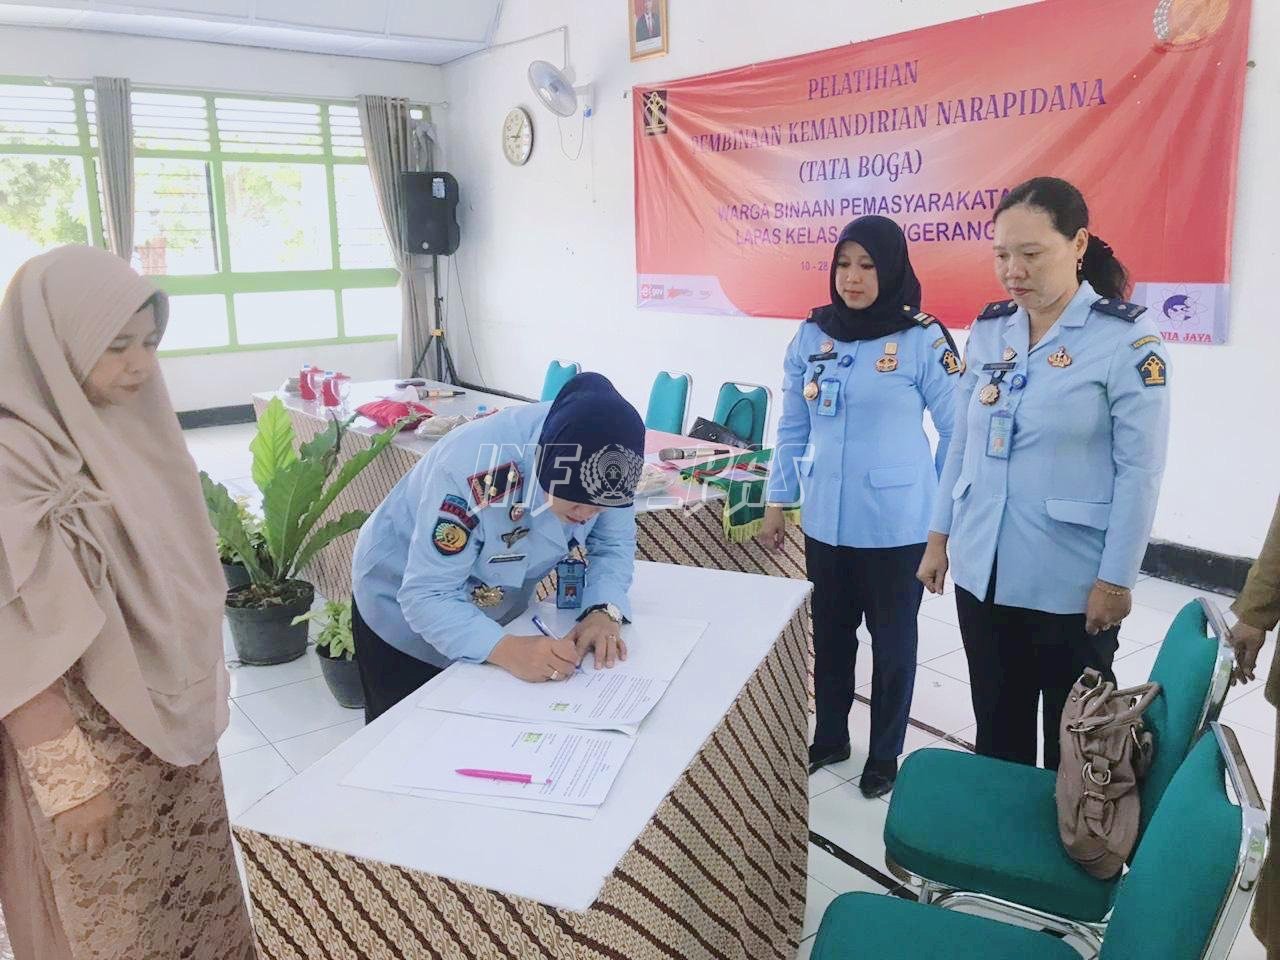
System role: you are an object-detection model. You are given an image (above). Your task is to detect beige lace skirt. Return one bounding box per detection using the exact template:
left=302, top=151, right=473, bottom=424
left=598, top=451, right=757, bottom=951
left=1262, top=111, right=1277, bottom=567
left=0, top=674, right=257, bottom=960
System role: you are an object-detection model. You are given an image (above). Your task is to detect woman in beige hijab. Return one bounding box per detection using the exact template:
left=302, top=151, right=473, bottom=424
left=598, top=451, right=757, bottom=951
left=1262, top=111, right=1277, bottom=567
left=0, top=246, right=257, bottom=959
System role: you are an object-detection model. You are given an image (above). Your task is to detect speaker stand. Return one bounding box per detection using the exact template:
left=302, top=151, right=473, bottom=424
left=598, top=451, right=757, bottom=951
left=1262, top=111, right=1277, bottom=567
left=412, top=254, right=459, bottom=383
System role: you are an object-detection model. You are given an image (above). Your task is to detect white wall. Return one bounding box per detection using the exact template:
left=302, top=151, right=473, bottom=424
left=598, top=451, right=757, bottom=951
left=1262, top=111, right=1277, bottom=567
left=1, top=25, right=443, bottom=411
left=437, top=0, right=1279, bottom=559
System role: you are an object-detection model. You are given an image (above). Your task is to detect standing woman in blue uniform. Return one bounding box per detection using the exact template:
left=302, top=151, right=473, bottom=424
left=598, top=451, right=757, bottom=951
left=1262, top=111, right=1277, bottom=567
left=760, top=216, right=958, bottom=797
left=918, top=177, right=1171, bottom=770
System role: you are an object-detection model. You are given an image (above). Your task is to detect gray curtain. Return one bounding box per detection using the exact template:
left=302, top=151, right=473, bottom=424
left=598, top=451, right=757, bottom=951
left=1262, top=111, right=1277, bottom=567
left=92, top=76, right=134, bottom=260
left=357, top=95, right=429, bottom=378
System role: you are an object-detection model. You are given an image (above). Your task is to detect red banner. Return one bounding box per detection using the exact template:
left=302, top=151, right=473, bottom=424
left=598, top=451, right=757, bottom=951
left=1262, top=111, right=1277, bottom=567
left=633, top=0, right=1251, bottom=340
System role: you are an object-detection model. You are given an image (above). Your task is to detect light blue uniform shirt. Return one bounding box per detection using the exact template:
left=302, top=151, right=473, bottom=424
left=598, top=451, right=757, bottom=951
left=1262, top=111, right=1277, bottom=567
left=931, top=281, right=1171, bottom=614
left=768, top=313, right=958, bottom=547
left=351, top=403, right=637, bottom=667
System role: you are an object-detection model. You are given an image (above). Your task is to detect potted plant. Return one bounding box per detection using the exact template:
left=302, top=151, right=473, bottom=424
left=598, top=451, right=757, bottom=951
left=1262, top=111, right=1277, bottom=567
left=201, top=397, right=399, bottom=666
left=293, top=599, right=362, bottom=709
left=216, top=496, right=265, bottom=591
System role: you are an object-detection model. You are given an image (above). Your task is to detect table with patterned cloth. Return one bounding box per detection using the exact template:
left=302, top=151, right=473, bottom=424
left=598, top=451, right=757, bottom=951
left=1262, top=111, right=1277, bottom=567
left=233, top=563, right=812, bottom=960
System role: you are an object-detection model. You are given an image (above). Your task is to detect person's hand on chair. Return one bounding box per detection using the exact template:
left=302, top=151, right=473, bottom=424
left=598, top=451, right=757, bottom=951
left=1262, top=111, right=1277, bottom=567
left=1229, top=621, right=1267, bottom=685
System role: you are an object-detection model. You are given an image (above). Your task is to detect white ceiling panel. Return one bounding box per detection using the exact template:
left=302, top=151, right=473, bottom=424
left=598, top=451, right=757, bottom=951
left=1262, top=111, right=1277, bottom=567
left=255, top=0, right=388, bottom=36
left=386, top=0, right=497, bottom=42
left=94, top=0, right=252, bottom=17
left=75, top=8, right=240, bottom=40
left=0, top=0, right=501, bottom=62
left=352, top=35, right=484, bottom=63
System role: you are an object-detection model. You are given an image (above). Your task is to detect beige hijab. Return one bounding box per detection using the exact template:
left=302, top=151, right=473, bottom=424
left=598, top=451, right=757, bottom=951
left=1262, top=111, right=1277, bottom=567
left=0, top=245, right=229, bottom=766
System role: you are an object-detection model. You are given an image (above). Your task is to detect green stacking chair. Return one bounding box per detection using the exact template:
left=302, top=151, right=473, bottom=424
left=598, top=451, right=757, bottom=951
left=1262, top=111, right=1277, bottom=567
left=644, top=371, right=692, bottom=434
left=712, top=381, right=770, bottom=448
left=540, top=360, right=580, bottom=402
left=813, top=723, right=1266, bottom=960
left=882, top=597, right=1234, bottom=949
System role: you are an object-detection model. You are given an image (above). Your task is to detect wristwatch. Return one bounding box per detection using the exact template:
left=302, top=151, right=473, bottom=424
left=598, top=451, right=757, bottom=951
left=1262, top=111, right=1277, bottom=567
left=582, top=602, right=624, bottom=624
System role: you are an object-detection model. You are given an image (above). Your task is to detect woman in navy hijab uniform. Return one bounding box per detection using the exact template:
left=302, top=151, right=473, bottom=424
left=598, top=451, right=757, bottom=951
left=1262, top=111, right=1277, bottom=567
left=761, top=216, right=958, bottom=797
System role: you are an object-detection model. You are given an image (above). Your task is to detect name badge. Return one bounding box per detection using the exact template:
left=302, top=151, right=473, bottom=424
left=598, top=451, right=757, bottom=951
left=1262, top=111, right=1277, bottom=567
left=981, top=361, right=1016, bottom=373
left=488, top=553, right=526, bottom=564
left=556, top=558, right=585, bottom=609
left=986, top=410, right=1013, bottom=460
left=808, top=350, right=838, bottom=362
left=816, top=378, right=840, bottom=417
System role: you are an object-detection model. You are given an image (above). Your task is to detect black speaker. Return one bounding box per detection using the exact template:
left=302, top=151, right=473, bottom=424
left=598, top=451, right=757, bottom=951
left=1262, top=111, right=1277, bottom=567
left=401, top=172, right=460, bottom=256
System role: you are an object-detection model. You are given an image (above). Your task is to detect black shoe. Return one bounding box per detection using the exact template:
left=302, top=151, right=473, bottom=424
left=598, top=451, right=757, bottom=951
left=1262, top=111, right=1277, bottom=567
left=858, top=759, right=898, bottom=799
left=808, top=742, right=851, bottom=775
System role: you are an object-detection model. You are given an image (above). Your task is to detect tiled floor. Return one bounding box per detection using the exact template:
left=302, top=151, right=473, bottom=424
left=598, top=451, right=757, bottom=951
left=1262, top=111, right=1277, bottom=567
left=187, top=423, right=1271, bottom=960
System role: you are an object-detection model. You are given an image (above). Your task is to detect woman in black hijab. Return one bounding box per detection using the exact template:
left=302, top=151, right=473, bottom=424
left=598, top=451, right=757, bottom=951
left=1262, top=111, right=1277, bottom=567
left=759, top=216, right=960, bottom=797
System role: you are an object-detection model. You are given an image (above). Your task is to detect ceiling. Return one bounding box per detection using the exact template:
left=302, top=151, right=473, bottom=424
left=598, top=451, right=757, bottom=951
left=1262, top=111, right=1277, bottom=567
left=0, top=0, right=504, bottom=63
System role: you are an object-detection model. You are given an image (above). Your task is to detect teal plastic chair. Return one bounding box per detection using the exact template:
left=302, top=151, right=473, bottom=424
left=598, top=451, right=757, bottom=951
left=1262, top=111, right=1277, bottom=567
left=540, top=360, right=580, bottom=402
left=882, top=597, right=1235, bottom=946
left=813, top=724, right=1266, bottom=960
left=712, top=382, right=770, bottom=448
left=644, top=371, right=691, bottom=434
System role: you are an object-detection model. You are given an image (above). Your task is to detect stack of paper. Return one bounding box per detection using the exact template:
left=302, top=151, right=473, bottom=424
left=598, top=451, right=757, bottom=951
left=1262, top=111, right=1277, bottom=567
left=423, top=609, right=706, bottom=735
left=341, top=606, right=708, bottom=818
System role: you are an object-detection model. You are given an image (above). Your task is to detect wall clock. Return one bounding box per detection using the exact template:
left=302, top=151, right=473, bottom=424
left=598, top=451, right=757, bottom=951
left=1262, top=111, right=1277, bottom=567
left=502, top=107, right=533, bottom=165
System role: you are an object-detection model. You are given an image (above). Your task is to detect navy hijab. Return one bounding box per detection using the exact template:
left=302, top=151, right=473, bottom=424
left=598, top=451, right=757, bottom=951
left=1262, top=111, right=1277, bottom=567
left=808, top=216, right=922, bottom=343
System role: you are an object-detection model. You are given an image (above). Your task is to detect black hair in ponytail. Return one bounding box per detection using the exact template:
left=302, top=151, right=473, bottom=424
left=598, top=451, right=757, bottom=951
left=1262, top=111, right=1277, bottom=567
left=994, top=177, right=1130, bottom=301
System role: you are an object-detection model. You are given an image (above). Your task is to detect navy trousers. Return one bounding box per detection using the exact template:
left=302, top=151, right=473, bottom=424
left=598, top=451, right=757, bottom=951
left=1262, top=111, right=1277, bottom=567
left=805, top=536, right=925, bottom=762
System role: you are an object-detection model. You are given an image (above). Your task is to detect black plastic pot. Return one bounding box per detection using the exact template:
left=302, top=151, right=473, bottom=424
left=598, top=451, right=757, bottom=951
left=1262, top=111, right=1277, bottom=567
left=225, top=580, right=314, bottom=665
left=318, top=650, right=364, bottom=710
left=222, top=561, right=252, bottom=592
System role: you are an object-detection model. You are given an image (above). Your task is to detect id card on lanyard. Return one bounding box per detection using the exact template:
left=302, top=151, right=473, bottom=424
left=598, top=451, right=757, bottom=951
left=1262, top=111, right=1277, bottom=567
left=816, top=379, right=840, bottom=417
left=556, top=538, right=585, bottom=609
left=986, top=409, right=1013, bottom=459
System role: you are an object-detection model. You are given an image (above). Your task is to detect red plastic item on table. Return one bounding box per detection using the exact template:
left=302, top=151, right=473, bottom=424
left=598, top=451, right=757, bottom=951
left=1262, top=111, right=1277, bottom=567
left=355, top=398, right=434, bottom=430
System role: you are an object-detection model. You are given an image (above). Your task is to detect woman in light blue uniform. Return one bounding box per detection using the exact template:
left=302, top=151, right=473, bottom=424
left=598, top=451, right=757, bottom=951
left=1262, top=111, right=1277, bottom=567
left=761, top=216, right=958, bottom=796
left=918, top=177, right=1171, bottom=770
left=351, top=373, right=645, bottom=722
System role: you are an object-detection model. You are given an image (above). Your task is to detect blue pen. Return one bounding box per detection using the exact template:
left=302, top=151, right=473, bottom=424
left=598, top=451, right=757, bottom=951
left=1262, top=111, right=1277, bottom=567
left=531, top=616, right=582, bottom=672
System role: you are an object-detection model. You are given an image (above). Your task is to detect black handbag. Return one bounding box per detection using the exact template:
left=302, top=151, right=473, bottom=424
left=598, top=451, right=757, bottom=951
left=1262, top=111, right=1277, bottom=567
left=688, top=397, right=755, bottom=449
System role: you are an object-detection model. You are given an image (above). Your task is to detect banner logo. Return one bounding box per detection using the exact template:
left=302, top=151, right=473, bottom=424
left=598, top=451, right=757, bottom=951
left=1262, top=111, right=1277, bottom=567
left=643, top=89, right=669, bottom=136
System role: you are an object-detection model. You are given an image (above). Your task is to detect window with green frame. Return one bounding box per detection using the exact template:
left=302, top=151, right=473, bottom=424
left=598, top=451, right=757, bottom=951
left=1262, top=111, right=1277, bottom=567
left=0, top=77, right=419, bottom=356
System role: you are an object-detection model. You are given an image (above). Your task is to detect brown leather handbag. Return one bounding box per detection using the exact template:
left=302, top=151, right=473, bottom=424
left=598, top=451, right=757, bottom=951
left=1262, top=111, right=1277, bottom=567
left=1056, top=669, right=1162, bottom=879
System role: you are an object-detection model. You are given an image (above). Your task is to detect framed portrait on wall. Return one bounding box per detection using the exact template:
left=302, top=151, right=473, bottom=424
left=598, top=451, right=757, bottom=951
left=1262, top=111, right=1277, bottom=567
left=630, top=0, right=669, bottom=61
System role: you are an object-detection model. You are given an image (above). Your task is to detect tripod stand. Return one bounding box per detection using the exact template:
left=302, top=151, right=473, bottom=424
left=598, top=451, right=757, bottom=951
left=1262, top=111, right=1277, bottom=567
left=412, top=253, right=459, bottom=383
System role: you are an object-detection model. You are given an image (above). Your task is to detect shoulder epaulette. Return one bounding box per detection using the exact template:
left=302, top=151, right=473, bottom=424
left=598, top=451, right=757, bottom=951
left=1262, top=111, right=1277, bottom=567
left=977, top=300, right=1018, bottom=321
left=913, top=310, right=937, bottom=328
left=805, top=306, right=821, bottom=322
left=1090, top=297, right=1147, bottom=322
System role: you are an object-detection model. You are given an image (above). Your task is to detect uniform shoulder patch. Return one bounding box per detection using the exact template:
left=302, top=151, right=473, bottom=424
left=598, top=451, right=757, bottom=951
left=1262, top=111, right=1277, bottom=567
left=977, top=300, right=1018, bottom=321
left=466, top=462, right=524, bottom=508
left=1131, top=334, right=1162, bottom=350
left=939, top=349, right=963, bottom=376
left=432, top=518, right=470, bottom=556
left=439, top=493, right=478, bottom=530
left=1091, top=297, right=1147, bottom=322
left=913, top=310, right=937, bottom=328
left=1136, top=351, right=1168, bottom=388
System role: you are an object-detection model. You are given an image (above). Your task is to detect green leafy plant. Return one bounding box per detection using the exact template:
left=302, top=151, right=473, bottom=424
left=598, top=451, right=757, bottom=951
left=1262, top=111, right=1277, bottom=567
left=214, top=495, right=266, bottom=566
left=292, top=599, right=354, bottom=661
left=200, top=397, right=400, bottom=609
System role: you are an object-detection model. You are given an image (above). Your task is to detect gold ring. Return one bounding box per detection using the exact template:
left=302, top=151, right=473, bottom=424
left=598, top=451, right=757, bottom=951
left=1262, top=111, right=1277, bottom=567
left=549, top=669, right=560, bottom=681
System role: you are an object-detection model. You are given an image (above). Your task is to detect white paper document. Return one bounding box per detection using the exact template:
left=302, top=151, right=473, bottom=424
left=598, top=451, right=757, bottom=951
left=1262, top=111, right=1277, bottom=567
left=341, top=711, right=634, bottom=816
left=419, top=609, right=708, bottom=733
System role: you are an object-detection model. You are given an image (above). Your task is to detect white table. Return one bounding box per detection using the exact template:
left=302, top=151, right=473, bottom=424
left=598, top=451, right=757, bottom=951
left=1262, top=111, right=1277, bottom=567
left=233, top=562, right=811, bottom=959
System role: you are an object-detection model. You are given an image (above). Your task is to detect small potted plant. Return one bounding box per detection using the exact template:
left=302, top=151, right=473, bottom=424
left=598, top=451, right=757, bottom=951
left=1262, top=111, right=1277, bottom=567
left=293, top=599, right=362, bottom=709
left=217, top=496, right=264, bottom=591
left=201, top=398, right=399, bottom=665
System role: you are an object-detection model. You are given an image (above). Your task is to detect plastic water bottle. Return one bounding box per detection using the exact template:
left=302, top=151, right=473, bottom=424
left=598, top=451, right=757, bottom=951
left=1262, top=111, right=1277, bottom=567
left=299, top=363, right=315, bottom=401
